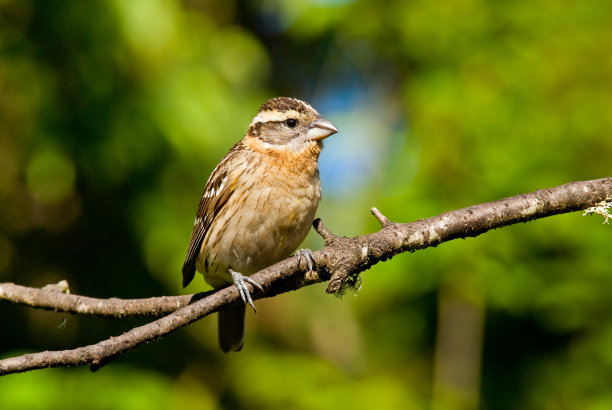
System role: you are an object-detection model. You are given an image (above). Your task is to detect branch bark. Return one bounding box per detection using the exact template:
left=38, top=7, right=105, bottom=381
left=0, top=281, right=196, bottom=318
left=1, top=177, right=610, bottom=375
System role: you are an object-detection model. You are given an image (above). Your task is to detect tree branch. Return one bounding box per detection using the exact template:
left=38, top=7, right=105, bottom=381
left=0, top=280, right=196, bottom=318
left=1, top=177, right=610, bottom=375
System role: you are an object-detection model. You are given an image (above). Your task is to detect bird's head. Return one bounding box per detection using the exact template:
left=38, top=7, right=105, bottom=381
left=247, top=97, right=338, bottom=152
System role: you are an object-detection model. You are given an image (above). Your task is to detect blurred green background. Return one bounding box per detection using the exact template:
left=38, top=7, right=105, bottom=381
left=1, top=0, right=611, bottom=409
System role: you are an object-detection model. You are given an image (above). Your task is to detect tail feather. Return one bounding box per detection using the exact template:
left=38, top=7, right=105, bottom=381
left=218, top=304, right=245, bottom=352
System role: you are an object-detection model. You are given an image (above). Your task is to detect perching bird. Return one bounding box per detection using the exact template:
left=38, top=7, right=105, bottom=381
left=182, top=97, right=338, bottom=352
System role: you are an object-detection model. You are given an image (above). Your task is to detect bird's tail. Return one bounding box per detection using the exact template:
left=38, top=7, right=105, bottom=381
left=218, top=304, right=245, bottom=352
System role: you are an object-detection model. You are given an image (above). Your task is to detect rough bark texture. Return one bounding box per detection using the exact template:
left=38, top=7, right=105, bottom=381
left=0, top=177, right=610, bottom=375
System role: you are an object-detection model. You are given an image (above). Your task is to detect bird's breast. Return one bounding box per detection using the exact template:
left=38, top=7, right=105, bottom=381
left=199, top=147, right=322, bottom=287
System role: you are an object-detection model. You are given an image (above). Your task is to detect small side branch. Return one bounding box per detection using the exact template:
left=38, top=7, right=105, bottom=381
left=313, top=218, right=339, bottom=245
left=371, top=207, right=391, bottom=227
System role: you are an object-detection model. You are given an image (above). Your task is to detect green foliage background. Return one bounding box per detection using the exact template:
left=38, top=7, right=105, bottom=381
left=1, top=0, right=611, bottom=409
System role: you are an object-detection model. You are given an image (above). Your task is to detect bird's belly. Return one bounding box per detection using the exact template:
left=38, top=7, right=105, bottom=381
left=199, top=179, right=320, bottom=288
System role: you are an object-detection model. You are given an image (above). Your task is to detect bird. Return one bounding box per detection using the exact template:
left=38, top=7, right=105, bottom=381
left=182, top=97, right=338, bottom=352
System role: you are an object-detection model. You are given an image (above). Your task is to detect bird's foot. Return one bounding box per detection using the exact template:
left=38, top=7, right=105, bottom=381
left=229, top=268, right=264, bottom=312
left=295, top=248, right=316, bottom=272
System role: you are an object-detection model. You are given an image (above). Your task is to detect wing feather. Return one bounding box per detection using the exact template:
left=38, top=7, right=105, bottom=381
left=181, top=144, right=242, bottom=287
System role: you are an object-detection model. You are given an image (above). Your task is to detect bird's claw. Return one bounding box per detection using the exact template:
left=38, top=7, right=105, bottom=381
left=295, top=248, right=315, bottom=272
left=229, top=269, right=263, bottom=312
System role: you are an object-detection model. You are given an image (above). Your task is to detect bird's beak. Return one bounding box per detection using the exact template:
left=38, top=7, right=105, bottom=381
left=307, top=117, right=338, bottom=141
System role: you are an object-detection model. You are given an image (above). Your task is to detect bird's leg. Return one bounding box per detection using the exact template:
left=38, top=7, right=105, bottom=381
left=295, top=249, right=316, bottom=272
left=229, top=268, right=264, bottom=312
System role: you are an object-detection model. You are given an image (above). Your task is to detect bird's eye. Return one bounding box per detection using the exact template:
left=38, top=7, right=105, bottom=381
left=285, top=118, right=298, bottom=128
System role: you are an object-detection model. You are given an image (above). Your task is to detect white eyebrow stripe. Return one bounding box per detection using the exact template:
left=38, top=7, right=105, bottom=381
left=251, top=109, right=303, bottom=125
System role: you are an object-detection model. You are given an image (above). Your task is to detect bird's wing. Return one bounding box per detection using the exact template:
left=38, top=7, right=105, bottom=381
left=182, top=148, right=239, bottom=288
